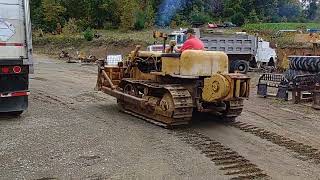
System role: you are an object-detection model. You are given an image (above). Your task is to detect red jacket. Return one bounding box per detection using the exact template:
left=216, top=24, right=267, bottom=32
left=180, top=36, right=205, bottom=52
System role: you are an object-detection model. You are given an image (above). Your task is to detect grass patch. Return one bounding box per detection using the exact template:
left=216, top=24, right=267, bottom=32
left=242, top=23, right=320, bottom=32
left=33, top=30, right=156, bottom=56
left=97, top=29, right=155, bottom=45
left=241, top=23, right=320, bottom=48
left=33, top=30, right=154, bottom=47
left=33, top=34, right=86, bottom=47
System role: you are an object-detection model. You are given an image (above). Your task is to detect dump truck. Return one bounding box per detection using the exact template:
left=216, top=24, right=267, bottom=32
left=148, top=29, right=259, bottom=73
left=96, top=46, right=250, bottom=127
left=0, top=0, right=33, bottom=116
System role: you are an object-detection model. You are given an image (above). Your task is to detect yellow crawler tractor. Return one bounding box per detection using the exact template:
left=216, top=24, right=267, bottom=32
left=96, top=46, right=250, bottom=127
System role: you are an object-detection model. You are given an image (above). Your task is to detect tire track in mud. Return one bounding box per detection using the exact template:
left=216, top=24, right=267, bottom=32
left=229, top=121, right=320, bottom=164
left=174, top=129, right=270, bottom=180
left=119, top=110, right=270, bottom=179
left=31, top=90, right=318, bottom=177
left=31, top=90, right=73, bottom=107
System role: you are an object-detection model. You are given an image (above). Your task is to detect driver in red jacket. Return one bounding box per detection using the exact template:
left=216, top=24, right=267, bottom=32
left=175, top=28, right=205, bottom=53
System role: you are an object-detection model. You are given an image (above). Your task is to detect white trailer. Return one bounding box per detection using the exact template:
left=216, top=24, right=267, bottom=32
left=0, top=0, right=33, bottom=115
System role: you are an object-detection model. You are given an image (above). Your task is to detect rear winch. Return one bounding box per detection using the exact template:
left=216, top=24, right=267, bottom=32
left=203, top=74, right=230, bottom=102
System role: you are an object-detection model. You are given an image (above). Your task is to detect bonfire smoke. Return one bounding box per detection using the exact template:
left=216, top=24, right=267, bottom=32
left=156, top=0, right=187, bottom=26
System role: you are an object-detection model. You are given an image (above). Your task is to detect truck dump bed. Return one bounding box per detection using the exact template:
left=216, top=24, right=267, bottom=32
left=200, top=34, right=258, bottom=56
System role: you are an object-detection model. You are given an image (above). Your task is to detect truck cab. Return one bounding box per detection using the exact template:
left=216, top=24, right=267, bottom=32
left=256, top=38, right=277, bottom=67
left=168, top=31, right=187, bottom=45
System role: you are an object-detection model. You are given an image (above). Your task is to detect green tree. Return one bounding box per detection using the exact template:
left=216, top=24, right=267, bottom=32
left=231, top=12, right=245, bottom=26
left=42, top=0, right=66, bottom=31
left=83, top=28, right=94, bottom=41
left=30, top=0, right=45, bottom=30
left=42, top=0, right=65, bottom=23
left=120, top=0, right=138, bottom=30
left=224, top=8, right=235, bottom=17
left=190, top=7, right=211, bottom=25
left=100, top=0, right=121, bottom=28
left=29, top=0, right=316, bottom=30
left=144, top=1, right=155, bottom=27
left=248, top=9, right=259, bottom=23
left=134, top=10, right=146, bottom=30
left=307, top=0, right=319, bottom=20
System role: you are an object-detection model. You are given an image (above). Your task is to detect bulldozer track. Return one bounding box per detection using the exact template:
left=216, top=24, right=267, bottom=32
left=119, top=81, right=194, bottom=127
left=229, top=121, right=320, bottom=164
left=122, top=109, right=171, bottom=128
left=174, top=129, right=270, bottom=180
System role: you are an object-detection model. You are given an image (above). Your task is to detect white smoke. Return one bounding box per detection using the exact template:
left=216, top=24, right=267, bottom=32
left=156, top=0, right=187, bottom=26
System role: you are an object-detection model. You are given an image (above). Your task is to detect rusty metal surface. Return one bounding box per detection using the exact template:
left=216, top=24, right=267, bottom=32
left=161, top=57, right=180, bottom=75
left=313, top=86, right=320, bottom=110
left=117, top=82, right=194, bottom=127
left=203, top=74, right=230, bottom=102
left=257, top=72, right=320, bottom=103
left=257, top=73, right=289, bottom=100
left=101, top=86, right=146, bottom=105
left=292, top=74, right=320, bottom=104
left=101, top=70, right=116, bottom=89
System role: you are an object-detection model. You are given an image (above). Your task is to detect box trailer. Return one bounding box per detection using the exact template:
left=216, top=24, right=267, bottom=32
left=0, top=0, right=33, bottom=116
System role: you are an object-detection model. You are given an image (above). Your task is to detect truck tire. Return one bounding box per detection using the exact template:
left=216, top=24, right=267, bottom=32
left=249, top=58, right=258, bottom=68
left=231, top=60, right=249, bottom=74
left=289, top=56, right=320, bottom=72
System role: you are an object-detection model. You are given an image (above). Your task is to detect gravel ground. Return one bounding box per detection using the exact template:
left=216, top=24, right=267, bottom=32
left=0, top=55, right=320, bottom=179
left=0, top=55, right=226, bottom=180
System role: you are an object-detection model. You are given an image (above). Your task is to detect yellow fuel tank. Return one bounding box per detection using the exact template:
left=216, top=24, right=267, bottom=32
left=180, top=50, right=229, bottom=76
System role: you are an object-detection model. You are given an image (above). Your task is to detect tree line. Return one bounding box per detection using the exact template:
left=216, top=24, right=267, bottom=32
left=30, top=0, right=320, bottom=32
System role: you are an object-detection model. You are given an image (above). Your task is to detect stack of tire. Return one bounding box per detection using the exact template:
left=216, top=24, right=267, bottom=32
left=284, top=56, right=320, bottom=81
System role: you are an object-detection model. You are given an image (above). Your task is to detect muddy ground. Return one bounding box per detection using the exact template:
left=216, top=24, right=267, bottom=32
left=0, top=55, right=320, bottom=179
